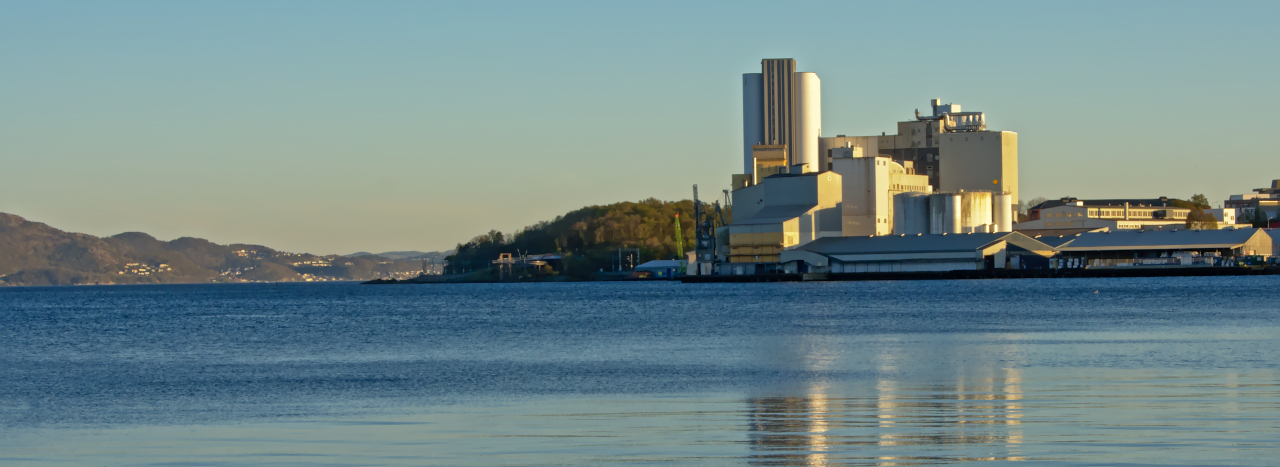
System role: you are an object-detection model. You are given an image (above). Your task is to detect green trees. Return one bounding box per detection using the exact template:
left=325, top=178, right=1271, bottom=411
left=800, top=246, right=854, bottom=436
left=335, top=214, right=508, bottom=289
left=1181, top=194, right=1218, bottom=229
left=444, top=198, right=703, bottom=277
left=1185, top=209, right=1219, bottom=230
left=1252, top=206, right=1270, bottom=228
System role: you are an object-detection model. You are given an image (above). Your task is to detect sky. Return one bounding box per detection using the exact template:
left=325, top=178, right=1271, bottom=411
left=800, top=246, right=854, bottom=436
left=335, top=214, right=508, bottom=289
left=2, top=1, right=1278, bottom=254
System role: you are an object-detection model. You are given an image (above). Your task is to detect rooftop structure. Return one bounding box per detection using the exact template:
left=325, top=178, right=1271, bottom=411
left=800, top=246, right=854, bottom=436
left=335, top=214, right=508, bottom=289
left=779, top=232, right=1055, bottom=273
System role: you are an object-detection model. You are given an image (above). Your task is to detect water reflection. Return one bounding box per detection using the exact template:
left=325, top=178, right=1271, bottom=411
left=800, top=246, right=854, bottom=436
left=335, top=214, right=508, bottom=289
left=748, top=335, right=1028, bottom=465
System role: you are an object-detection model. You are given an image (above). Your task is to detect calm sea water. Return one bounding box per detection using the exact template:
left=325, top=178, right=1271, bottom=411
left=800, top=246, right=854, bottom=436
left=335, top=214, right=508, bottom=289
left=1, top=278, right=1277, bottom=466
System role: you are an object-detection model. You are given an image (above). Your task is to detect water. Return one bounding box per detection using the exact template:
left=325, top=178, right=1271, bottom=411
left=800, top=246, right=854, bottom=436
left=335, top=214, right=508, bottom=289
left=1, top=278, right=1277, bottom=465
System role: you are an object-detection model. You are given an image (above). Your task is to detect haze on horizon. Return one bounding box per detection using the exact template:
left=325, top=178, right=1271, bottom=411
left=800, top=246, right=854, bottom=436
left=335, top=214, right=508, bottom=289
left=2, top=0, right=1276, bottom=255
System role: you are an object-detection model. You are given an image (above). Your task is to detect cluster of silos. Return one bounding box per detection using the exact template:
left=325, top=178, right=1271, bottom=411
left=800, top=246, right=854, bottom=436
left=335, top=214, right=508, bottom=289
left=894, top=192, right=1013, bottom=235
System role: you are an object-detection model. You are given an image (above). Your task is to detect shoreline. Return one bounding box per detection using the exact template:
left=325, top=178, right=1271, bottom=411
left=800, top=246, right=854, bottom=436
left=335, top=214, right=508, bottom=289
left=362, top=266, right=1279, bottom=284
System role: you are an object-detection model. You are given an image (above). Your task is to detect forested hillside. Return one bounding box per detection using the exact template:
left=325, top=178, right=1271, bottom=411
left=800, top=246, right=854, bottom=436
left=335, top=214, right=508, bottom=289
left=0, top=212, right=428, bottom=286
left=445, top=198, right=729, bottom=278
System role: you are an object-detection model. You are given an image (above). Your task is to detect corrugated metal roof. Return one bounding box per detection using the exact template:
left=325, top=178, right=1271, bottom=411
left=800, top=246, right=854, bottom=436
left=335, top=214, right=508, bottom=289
left=1027, top=235, right=1083, bottom=248
left=636, top=260, right=686, bottom=269
left=795, top=233, right=1015, bottom=255
left=1057, top=228, right=1263, bottom=251
left=736, top=204, right=818, bottom=225
left=1013, top=228, right=1098, bottom=240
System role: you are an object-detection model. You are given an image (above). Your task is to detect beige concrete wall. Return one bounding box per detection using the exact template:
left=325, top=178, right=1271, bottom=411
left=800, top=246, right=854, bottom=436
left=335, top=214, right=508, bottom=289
left=895, top=120, right=942, bottom=149
left=889, top=171, right=931, bottom=193
left=818, top=136, right=877, bottom=170
left=833, top=157, right=892, bottom=236
left=939, top=131, right=1017, bottom=211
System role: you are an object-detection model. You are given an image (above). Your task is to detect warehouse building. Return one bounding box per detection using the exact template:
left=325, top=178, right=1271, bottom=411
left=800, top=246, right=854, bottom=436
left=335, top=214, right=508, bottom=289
left=1054, top=228, right=1273, bottom=268
left=778, top=232, right=1055, bottom=274
left=1018, top=197, right=1202, bottom=232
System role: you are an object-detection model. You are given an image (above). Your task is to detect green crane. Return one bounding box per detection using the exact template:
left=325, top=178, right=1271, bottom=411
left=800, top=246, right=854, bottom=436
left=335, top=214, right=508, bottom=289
left=673, top=213, right=687, bottom=275
left=673, top=213, right=684, bottom=260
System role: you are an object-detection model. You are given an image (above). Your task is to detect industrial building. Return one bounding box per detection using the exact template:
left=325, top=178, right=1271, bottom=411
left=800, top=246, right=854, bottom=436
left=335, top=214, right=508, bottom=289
left=1225, top=179, right=1280, bottom=223
left=830, top=155, right=931, bottom=236
left=778, top=232, right=1056, bottom=274
left=817, top=99, right=1018, bottom=212
left=1018, top=197, right=1208, bottom=232
left=723, top=60, right=1024, bottom=275
left=1053, top=228, right=1273, bottom=268
left=725, top=171, right=842, bottom=270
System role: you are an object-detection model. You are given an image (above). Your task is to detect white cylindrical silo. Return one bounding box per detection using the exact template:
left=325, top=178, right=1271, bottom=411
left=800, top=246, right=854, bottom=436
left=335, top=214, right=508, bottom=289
left=993, top=193, right=1013, bottom=232
left=959, top=192, right=993, bottom=233
left=931, top=194, right=961, bottom=234
left=796, top=72, right=821, bottom=172
left=929, top=194, right=946, bottom=234
left=742, top=73, right=763, bottom=175
left=893, top=192, right=930, bottom=235
left=945, top=194, right=962, bottom=234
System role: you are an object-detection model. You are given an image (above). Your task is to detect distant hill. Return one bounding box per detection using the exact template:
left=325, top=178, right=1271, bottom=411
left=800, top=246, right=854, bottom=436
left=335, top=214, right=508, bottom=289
left=0, top=212, right=433, bottom=286
left=345, top=250, right=452, bottom=261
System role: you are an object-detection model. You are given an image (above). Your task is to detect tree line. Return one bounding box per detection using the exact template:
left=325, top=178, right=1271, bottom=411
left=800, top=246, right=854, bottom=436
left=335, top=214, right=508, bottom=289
left=445, top=198, right=727, bottom=278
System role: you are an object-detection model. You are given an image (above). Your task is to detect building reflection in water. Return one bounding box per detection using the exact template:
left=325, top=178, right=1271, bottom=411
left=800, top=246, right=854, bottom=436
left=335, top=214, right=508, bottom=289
left=747, top=337, right=1027, bottom=465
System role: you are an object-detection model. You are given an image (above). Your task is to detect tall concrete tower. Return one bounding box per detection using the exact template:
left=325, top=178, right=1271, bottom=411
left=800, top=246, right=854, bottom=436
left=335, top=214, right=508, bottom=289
left=742, top=73, right=763, bottom=175
left=742, top=59, right=820, bottom=175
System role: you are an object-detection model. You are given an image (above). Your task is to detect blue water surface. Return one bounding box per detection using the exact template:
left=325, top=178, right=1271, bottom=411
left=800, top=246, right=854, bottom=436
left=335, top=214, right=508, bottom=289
left=1, top=277, right=1277, bottom=465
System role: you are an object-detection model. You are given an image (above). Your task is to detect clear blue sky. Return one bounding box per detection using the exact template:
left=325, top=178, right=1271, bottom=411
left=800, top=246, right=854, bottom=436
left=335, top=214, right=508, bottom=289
left=3, top=1, right=1276, bottom=254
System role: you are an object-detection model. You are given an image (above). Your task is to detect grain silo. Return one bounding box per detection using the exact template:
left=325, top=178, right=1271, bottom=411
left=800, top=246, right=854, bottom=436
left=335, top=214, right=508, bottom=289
left=993, top=193, right=1014, bottom=232
left=930, top=193, right=962, bottom=234
left=958, top=192, right=994, bottom=233
left=893, top=192, right=930, bottom=235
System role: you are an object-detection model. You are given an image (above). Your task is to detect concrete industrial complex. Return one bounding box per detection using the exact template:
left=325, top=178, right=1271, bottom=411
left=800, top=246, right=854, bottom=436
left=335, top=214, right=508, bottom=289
left=686, top=58, right=1279, bottom=276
